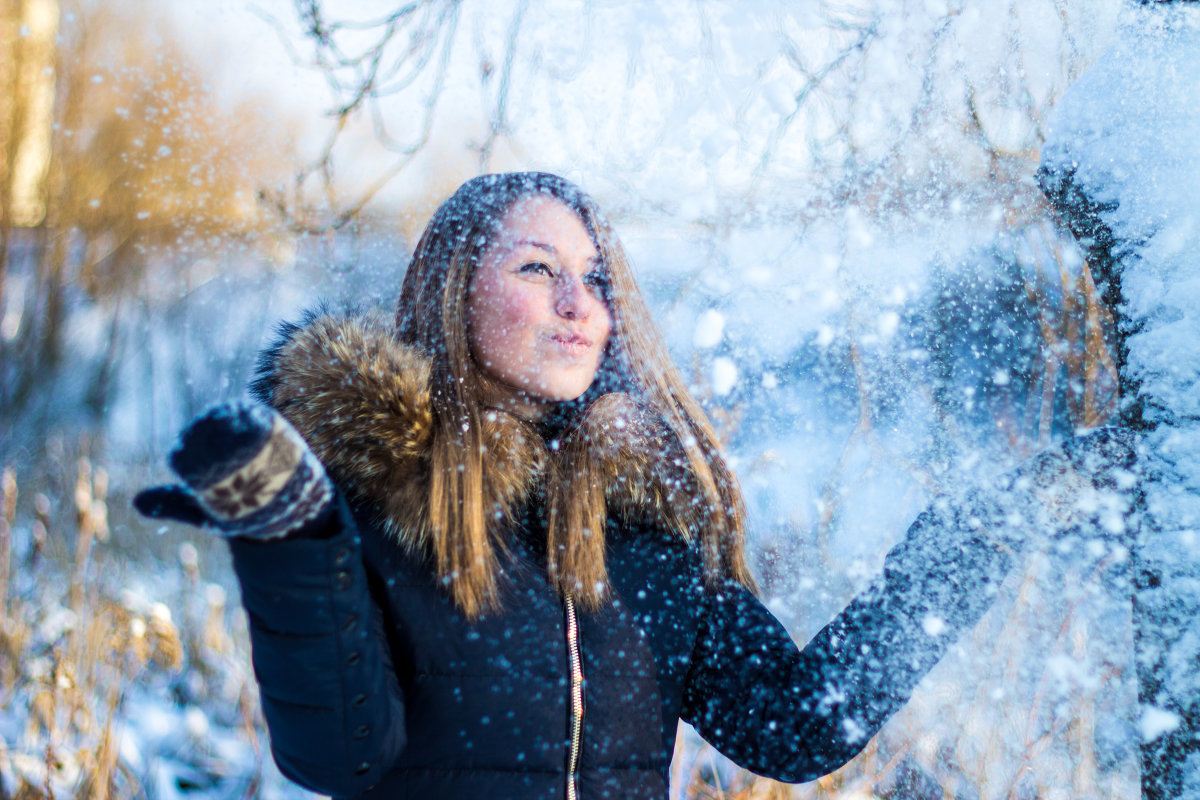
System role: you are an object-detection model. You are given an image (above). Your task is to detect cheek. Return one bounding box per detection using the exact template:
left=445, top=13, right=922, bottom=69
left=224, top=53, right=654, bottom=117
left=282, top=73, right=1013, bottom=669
left=468, top=284, right=542, bottom=356
left=498, top=290, right=543, bottom=331
left=597, top=305, right=613, bottom=345
left=585, top=299, right=613, bottom=356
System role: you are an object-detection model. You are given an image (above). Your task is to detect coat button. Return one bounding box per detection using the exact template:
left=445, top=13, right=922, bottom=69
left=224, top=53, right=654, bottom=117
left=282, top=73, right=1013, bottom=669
left=334, top=547, right=352, bottom=566
left=335, top=571, right=351, bottom=590
left=353, top=693, right=367, bottom=706
left=342, top=614, right=359, bottom=633
left=347, top=651, right=362, bottom=666
left=354, top=762, right=370, bottom=775
left=353, top=725, right=370, bottom=739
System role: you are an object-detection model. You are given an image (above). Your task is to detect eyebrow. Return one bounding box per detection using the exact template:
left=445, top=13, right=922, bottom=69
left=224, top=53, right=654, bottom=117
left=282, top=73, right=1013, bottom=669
left=513, top=238, right=555, bottom=253
left=511, top=238, right=603, bottom=267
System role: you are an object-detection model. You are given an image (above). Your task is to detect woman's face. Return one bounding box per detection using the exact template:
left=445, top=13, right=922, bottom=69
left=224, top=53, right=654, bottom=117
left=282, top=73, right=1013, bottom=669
left=466, top=195, right=612, bottom=419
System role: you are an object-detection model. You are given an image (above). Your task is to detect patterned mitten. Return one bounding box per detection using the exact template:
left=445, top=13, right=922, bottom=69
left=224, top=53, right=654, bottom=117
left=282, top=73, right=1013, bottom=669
left=134, top=401, right=334, bottom=539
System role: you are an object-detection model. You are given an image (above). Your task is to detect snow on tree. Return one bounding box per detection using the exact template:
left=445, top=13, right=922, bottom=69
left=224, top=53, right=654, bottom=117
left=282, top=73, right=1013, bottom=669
left=1039, top=2, right=1200, bottom=797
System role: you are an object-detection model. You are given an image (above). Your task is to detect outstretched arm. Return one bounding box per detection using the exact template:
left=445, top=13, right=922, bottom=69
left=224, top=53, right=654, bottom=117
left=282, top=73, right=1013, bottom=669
left=681, top=502, right=1010, bottom=783
left=681, top=427, right=1135, bottom=783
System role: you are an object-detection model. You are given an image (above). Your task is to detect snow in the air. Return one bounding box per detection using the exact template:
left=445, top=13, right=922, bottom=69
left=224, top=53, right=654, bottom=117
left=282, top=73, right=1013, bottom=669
left=2, top=0, right=1197, bottom=797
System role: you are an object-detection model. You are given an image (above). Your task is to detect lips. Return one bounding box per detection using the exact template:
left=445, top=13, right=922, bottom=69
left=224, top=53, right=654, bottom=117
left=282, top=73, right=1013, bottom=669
left=547, top=330, right=593, bottom=356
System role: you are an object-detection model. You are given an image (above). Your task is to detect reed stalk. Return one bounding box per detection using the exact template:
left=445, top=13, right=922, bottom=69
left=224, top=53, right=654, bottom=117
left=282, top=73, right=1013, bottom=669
left=1, top=467, right=15, bottom=623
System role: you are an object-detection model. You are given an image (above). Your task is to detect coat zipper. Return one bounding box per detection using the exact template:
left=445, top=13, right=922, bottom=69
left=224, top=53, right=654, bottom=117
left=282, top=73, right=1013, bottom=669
left=564, top=595, right=585, bottom=800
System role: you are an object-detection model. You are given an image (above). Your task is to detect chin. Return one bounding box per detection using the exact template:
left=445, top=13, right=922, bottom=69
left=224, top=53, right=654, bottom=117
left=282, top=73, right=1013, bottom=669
left=529, top=377, right=594, bottom=404
left=538, top=387, right=589, bottom=404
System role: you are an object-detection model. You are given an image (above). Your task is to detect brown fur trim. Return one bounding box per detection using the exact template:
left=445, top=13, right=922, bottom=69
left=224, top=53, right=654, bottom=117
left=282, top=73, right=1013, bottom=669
left=264, top=311, right=435, bottom=549
left=262, top=312, right=697, bottom=550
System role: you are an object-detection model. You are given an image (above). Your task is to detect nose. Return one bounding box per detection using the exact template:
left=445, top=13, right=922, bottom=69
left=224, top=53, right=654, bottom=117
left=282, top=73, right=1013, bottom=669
left=554, top=274, right=590, bottom=320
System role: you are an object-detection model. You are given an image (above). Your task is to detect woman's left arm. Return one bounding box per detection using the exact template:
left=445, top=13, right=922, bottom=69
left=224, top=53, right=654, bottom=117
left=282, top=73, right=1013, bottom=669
left=680, top=428, right=1135, bottom=783
left=680, top=504, right=1011, bottom=783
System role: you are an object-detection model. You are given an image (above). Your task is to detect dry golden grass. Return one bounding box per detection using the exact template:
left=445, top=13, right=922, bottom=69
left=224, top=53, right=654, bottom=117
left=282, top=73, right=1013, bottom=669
left=0, top=457, right=270, bottom=800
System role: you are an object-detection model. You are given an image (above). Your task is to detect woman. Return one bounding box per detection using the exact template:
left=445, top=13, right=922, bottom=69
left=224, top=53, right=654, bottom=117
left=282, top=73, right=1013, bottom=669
left=135, top=172, right=1125, bottom=799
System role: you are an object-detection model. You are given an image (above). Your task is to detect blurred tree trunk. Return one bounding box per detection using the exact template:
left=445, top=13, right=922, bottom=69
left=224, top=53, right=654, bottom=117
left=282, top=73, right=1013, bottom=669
left=1039, top=2, right=1200, bottom=795
left=0, top=0, right=291, bottom=448
left=0, top=0, right=57, bottom=313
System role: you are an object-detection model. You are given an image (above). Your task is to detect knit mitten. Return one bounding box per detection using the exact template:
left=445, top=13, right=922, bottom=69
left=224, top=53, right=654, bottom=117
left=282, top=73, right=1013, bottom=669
left=134, top=401, right=334, bottom=539
left=969, top=426, right=1139, bottom=552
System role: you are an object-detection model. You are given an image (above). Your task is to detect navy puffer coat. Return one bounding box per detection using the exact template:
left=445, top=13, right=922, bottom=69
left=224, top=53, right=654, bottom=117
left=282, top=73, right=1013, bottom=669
left=229, top=311, right=1011, bottom=799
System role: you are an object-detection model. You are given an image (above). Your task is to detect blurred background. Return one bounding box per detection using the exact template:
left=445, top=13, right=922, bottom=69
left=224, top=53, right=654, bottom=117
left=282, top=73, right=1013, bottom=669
left=0, top=1, right=1140, bottom=797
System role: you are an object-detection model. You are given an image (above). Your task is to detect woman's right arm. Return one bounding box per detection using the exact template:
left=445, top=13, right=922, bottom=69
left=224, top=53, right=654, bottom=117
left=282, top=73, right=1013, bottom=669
left=227, top=499, right=407, bottom=797
left=134, top=402, right=408, bottom=797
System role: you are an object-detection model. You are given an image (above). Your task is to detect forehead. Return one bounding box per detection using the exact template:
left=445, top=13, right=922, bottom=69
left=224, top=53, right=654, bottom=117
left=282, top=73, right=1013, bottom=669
left=491, top=195, right=596, bottom=253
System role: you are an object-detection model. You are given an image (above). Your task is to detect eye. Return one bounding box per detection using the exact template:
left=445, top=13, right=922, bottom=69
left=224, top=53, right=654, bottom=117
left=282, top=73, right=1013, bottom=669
left=518, top=261, right=554, bottom=277
left=583, top=269, right=610, bottom=294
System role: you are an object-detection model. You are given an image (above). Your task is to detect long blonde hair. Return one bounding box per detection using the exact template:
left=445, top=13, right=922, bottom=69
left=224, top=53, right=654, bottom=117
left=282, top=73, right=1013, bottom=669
left=395, top=172, right=751, bottom=617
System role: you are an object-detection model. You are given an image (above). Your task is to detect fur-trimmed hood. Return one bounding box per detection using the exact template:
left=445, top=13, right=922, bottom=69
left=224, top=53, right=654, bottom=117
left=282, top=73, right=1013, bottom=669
left=250, top=309, right=704, bottom=550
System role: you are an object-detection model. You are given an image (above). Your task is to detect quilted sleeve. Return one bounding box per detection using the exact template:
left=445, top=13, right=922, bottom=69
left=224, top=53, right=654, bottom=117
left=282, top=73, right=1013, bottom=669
left=680, top=504, right=1012, bottom=783
left=228, top=496, right=407, bottom=796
